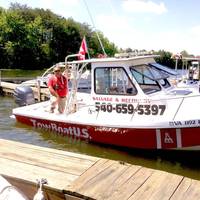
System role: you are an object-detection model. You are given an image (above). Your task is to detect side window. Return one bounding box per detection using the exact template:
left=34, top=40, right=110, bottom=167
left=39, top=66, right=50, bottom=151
left=95, top=67, right=137, bottom=95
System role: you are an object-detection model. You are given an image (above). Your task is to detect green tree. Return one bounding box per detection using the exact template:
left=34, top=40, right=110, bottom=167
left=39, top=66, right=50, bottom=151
left=0, top=3, right=119, bottom=69
left=154, top=50, right=176, bottom=69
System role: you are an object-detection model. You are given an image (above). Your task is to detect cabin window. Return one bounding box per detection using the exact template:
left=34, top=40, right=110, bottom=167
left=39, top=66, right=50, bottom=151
left=95, top=67, right=137, bottom=95
left=130, top=65, right=162, bottom=94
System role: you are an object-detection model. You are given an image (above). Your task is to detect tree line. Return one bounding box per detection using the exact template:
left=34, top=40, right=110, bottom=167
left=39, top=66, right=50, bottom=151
left=0, top=3, right=194, bottom=70
left=0, top=3, right=118, bottom=70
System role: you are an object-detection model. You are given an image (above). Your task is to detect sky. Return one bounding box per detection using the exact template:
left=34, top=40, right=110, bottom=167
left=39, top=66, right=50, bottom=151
left=1, top=0, right=200, bottom=56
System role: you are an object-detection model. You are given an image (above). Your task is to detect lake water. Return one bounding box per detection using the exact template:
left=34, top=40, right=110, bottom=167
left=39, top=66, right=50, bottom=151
left=1, top=95, right=200, bottom=180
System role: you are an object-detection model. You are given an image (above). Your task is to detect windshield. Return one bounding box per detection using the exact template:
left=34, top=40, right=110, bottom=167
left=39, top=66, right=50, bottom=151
left=150, top=63, right=178, bottom=76
left=130, top=64, right=171, bottom=94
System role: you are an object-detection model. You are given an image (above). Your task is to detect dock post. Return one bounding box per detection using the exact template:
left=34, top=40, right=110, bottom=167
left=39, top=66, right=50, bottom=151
left=0, top=69, right=1, bottom=86
left=0, top=87, right=3, bottom=96
left=0, top=70, right=3, bottom=96
left=37, top=78, right=41, bottom=102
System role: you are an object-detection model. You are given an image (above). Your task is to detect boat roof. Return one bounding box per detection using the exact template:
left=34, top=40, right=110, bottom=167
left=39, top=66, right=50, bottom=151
left=182, top=57, right=200, bottom=61
left=67, top=55, right=160, bottom=65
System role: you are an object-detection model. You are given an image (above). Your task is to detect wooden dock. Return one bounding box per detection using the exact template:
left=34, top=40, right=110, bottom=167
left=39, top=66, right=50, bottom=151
left=0, top=81, right=49, bottom=101
left=0, top=77, right=35, bottom=83
left=0, top=139, right=200, bottom=200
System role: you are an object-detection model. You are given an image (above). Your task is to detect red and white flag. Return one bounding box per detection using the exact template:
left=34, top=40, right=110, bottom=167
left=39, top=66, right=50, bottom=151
left=78, top=36, right=88, bottom=60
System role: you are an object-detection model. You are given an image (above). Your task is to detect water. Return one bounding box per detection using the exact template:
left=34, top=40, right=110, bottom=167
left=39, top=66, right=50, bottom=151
left=1, top=96, right=200, bottom=180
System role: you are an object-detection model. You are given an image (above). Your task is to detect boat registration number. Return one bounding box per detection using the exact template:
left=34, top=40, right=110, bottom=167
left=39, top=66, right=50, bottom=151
left=95, top=102, right=166, bottom=115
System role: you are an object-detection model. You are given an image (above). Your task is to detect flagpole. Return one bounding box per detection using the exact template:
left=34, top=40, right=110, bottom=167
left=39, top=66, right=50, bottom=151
left=85, top=36, right=90, bottom=59
left=82, top=0, right=107, bottom=56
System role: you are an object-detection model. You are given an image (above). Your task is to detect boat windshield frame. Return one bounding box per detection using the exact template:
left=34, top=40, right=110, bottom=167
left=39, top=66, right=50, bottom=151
left=130, top=64, right=171, bottom=94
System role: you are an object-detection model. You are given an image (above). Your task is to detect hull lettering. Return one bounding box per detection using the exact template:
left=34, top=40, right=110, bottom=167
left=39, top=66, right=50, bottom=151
left=30, top=119, right=89, bottom=139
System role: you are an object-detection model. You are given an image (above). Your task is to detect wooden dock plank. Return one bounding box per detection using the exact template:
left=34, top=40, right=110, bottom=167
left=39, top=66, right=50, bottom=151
left=66, top=159, right=113, bottom=191
left=74, top=161, right=130, bottom=198
left=91, top=163, right=143, bottom=200
left=0, top=139, right=98, bottom=162
left=0, top=140, right=95, bottom=176
left=67, top=161, right=153, bottom=200
left=107, top=167, right=153, bottom=200
left=1, top=139, right=200, bottom=199
left=171, top=177, right=200, bottom=200
left=101, top=164, right=142, bottom=200
left=128, top=170, right=183, bottom=200
left=0, top=81, right=18, bottom=90
left=0, top=139, right=98, bottom=190
left=0, top=156, right=76, bottom=189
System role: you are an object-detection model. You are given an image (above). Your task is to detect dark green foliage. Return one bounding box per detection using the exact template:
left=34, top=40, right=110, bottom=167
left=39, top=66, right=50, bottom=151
left=0, top=3, right=118, bottom=69
left=154, top=50, right=176, bottom=69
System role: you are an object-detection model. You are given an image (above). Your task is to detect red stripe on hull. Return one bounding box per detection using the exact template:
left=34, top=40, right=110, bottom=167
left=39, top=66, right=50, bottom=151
left=181, top=128, right=200, bottom=147
left=14, top=115, right=200, bottom=150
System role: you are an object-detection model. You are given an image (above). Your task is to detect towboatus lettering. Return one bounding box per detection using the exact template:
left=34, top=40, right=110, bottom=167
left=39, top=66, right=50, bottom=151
left=95, top=102, right=166, bottom=115
left=30, top=119, right=89, bottom=138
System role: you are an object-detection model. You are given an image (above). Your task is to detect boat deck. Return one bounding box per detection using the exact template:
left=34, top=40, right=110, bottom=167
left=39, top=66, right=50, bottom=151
left=0, top=139, right=200, bottom=200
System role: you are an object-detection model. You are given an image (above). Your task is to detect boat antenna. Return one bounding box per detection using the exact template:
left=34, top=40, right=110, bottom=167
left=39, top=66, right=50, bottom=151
left=82, top=0, right=107, bottom=56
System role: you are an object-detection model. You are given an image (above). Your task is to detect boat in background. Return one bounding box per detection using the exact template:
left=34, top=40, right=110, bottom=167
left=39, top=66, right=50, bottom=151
left=12, top=53, right=200, bottom=150
left=20, top=64, right=91, bottom=93
left=170, top=56, right=200, bottom=91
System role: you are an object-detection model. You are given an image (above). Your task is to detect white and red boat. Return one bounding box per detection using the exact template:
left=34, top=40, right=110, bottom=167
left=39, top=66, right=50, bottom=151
left=12, top=53, right=200, bottom=150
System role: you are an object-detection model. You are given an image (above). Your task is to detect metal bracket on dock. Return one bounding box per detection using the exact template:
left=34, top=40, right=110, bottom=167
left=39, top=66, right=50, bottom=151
left=33, top=178, right=48, bottom=200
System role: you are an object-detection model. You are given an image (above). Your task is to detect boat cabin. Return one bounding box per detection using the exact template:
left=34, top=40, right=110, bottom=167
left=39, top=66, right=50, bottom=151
left=62, top=54, right=178, bottom=114
left=67, top=54, right=173, bottom=99
left=92, top=57, right=172, bottom=96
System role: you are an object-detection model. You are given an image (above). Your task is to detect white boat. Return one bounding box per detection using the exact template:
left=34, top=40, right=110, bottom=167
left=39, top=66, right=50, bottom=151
left=0, top=175, right=28, bottom=200
left=171, top=57, right=200, bottom=91
left=20, top=64, right=91, bottom=93
left=12, top=53, right=200, bottom=150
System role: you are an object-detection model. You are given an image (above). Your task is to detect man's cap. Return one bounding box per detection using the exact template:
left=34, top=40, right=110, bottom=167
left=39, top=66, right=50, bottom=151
left=53, top=66, right=61, bottom=72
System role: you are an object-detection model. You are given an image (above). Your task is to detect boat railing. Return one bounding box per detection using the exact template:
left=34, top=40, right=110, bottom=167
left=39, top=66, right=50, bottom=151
left=41, top=62, right=66, bottom=79
left=65, top=57, right=89, bottom=114
left=65, top=54, right=81, bottom=63
left=40, top=54, right=83, bottom=83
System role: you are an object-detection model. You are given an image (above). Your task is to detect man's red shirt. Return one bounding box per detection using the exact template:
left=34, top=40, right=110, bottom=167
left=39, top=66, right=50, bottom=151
left=48, top=75, right=68, bottom=97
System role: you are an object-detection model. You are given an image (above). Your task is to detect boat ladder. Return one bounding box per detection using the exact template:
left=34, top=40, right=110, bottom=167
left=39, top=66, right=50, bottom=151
left=65, top=62, right=88, bottom=114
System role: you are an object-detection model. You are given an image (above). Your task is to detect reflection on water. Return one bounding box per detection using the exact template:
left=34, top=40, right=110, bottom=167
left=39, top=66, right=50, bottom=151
left=1, top=96, right=200, bottom=180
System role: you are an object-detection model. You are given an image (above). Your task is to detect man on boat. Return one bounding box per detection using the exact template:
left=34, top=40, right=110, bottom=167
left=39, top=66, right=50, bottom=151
left=48, top=65, right=69, bottom=113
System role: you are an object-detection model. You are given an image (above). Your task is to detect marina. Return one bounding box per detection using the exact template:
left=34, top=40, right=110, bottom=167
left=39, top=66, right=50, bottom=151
left=1, top=95, right=200, bottom=199
left=1, top=55, right=200, bottom=198
left=0, top=1, right=200, bottom=199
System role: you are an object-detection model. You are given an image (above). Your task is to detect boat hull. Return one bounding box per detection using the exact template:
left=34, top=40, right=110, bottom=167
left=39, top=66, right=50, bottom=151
left=14, top=114, right=200, bottom=150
